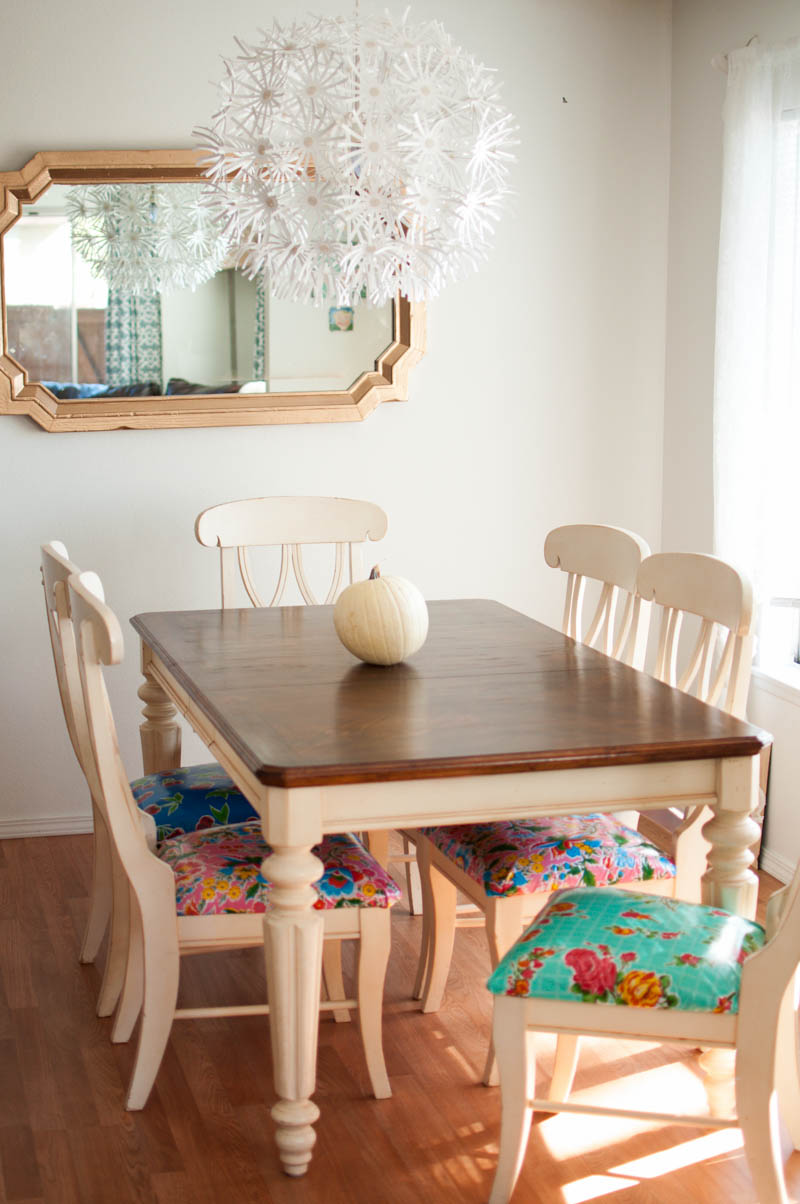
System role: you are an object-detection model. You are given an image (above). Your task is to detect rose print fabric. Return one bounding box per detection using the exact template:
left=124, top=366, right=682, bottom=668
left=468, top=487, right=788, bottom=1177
left=487, top=887, right=765, bottom=1013
left=421, top=815, right=676, bottom=897
left=157, top=820, right=402, bottom=915
left=131, top=762, right=257, bottom=841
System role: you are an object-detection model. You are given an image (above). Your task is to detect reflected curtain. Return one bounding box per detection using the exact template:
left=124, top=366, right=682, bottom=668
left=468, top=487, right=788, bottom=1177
left=105, top=289, right=162, bottom=387
left=713, top=39, right=800, bottom=604
left=253, top=271, right=267, bottom=381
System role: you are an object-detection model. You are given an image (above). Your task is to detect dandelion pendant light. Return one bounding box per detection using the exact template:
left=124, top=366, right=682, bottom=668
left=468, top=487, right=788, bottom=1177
left=195, top=7, right=515, bottom=306
left=66, top=183, right=230, bottom=296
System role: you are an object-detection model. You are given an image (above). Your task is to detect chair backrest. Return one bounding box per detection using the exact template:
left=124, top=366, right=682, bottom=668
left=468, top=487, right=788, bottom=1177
left=41, top=541, right=95, bottom=781
left=635, top=552, right=754, bottom=719
left=195, top=496, right=388, bottom=608
left=544, top=524, right=652, bottom=667
left=67, top=569, right=164, bottom=889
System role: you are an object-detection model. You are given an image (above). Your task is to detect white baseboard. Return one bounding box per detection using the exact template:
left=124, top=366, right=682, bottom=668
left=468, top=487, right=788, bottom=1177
left=0, top=814, right=93, bottom=839
left=760, top=846, right=794, bottom=884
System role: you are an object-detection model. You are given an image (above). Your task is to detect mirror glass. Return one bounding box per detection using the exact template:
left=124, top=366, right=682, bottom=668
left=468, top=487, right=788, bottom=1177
left=4, top=183, right=394, bottom=400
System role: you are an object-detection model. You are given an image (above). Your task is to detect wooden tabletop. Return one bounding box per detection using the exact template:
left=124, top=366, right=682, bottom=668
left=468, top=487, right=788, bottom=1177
left=131, top=599, right=768, bottom=788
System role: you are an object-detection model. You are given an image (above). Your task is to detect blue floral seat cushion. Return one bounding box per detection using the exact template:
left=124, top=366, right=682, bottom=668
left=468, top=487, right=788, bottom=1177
left=157, top=820, right=403, bottom=915
left=487, top=887, right=765, bottom=1013
left=421, top=815, right=676, bottom=897
left=131, top=762, right=257, bottom=841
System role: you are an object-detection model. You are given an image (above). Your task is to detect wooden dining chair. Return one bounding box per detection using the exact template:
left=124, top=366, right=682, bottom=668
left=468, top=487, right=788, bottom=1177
left=68, top=567, right=400, bottom=1109
left=194, top=495, right=389, bottom=608
left=634, top=552, right=757, bottom=900
left=486, top=877, right=800, bottom=1204
left=41, top=542, right=259, bottom=1019
left=195, top=494, right=424, bottom=919
left=412, top=526, right=674, bottom=1086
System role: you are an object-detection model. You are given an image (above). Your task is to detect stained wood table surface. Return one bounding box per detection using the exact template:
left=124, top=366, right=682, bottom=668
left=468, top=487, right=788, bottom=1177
left=131, top=599, right=765, bottom=788
left=131, top=597, right=768, bottom=1180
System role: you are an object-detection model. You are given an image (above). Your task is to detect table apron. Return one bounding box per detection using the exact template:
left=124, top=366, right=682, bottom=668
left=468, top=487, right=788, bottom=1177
left=318, top=760, right=722, bottom=832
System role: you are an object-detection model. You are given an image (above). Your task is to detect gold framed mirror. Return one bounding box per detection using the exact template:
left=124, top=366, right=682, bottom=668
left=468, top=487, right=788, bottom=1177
left=0, top=151, right=426, bottom=432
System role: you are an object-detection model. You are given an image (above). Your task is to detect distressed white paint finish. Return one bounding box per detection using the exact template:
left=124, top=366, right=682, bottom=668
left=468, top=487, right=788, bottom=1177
left=137, top=633, right=760, bottom=1174
left=412, top=523, right=656, bottom=1061
left=194, top=496, right=387, bottom=608
left=65, top=571, right=394, bottom=1131
left=544, top=523, right=652, bottom=666
left=637, top=551, right=759, bottom=902
left=488, top=846, right=800, bottom=1204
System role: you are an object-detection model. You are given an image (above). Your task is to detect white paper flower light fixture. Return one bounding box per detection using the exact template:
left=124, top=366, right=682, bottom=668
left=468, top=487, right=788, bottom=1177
left=195, top=10, right=515, bottom=306
left=66, top=183, right=230, bottom=296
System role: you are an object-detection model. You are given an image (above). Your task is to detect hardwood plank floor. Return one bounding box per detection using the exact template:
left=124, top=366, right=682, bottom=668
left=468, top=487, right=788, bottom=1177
left=0, top=832, right=798, bottom=1204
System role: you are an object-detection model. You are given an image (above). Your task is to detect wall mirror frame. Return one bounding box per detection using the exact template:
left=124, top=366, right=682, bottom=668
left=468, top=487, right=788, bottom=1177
left=0, top=150, right=426, bottom=432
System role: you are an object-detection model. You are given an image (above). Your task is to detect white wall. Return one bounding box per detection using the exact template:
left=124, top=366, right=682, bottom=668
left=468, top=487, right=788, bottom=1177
left=0, top=0, right=671, bottom=834
left=665, top=0, right=800, bottom=874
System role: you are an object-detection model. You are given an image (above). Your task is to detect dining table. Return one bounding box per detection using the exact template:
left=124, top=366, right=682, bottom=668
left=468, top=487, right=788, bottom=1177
left=130, top=597, right=768, bottom=1178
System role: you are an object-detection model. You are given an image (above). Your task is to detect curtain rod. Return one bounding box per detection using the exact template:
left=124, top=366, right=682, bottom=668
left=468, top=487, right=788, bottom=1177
left=712, top=35, right=759, bottom=74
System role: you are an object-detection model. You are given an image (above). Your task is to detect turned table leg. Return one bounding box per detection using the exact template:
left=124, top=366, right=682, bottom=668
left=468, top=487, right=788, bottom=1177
left=261, top=788, right=325, bottom=1177
left=701, top=755, right=761, bottom=918
left=138, top=643, right=181, bottom=775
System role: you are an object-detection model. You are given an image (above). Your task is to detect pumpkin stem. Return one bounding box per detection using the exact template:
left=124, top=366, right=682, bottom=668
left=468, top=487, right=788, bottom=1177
left=369, top=565, right=381, bottom=580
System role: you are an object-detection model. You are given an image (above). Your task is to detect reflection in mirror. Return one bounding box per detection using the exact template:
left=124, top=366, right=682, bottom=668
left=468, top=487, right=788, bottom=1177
left=4, top=183, right=394, bottom=400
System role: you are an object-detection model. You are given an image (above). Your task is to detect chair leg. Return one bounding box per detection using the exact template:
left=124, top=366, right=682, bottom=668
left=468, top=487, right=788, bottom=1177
left=111, top=888, right=143, bottom=1044
left=412, top=838, right=433, bottom=1000
left=364, top=830, right=389, bottom=868
left=403, top=836, right=424, bottom=916
left=125, top=901, right=180, bottom=1111
left=549, top=1034, right=580, bottom=1101
left=356, top=909, right=392, bottom=1100
left=322, top=939, right=351, bottom=1024
left=80, top=803, right=112, bottom=964
left=736, top=1006, right=789, bottom=1204
left=483, top=898, right=529, bottom=1086
left=488, top=997, right=535, bottom=1204
left=776, top=971, right=800, bottom=1150
left=96, top=850, right=130, bottom=1017
left=420, top=861, right=459, bottom=1014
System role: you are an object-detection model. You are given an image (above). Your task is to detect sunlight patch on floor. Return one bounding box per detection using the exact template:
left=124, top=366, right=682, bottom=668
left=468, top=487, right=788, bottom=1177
left=539, top=1058, right=715, bottom=1160
left=560, top=1129, right=744, bottom=1202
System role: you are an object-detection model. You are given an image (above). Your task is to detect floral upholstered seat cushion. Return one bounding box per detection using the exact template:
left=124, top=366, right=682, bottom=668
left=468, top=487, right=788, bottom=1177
left=131, top=762, right=257, bottom=841
left=487, top=887, right=765, bottom=1013
left=421, top=815, right=675, bottom=897
left=157, top=820, right=403, bottom=915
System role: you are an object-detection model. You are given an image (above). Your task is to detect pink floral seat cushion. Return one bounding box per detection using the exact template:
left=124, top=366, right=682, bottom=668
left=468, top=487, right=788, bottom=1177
left=487, top=887, right=765, bottom=1013
left=421, top=814, right=676, bottom=897
left=157, top=820, right=402, bottom=915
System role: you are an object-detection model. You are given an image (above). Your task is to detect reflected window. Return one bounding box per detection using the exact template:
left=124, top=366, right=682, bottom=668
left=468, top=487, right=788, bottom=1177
left=5, top=212, right=107, bottom=384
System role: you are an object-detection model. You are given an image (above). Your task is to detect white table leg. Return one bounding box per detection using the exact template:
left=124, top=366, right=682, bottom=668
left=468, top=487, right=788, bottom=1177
left=138, top=643, right=181, bottom=775
left=701, top=755, right=761, bottom=918
left=261, top=787, right=325, bottom=1177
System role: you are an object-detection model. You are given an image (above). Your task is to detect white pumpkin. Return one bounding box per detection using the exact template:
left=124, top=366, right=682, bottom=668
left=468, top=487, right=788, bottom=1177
left=334, top=566, right=429, bottom=666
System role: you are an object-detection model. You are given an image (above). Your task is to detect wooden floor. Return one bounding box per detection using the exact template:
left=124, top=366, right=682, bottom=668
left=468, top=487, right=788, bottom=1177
left=1, top=832, right=799, bottom=1204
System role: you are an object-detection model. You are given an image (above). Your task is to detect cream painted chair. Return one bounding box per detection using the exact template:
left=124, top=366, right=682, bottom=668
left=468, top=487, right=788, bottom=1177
left=68, top=567, right=399, bottom=1109
left=195, top=494, right=424, bottom=921
left=635, top=552, right=757, bottom=900
left=486, top=877, right=800, bottom=1204
left=41, top=542, right=259, bottom=1019
left=413, top=526, right=675, bottom=1087
left=194, top=495, right=389, bottom=608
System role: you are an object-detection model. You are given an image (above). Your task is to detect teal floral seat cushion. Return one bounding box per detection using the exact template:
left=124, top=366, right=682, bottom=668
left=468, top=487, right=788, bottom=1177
left=157, top=820, right=403, bottom=915
left=421, top=815, right=676, bottom=897
left=487, top=887, right=765, bottom=1013
left=131, top=762, right=257, bottom=841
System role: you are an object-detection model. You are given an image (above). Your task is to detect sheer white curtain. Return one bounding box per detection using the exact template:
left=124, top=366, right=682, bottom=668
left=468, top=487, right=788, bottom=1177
left=714, top=38, right=800, bottom=633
